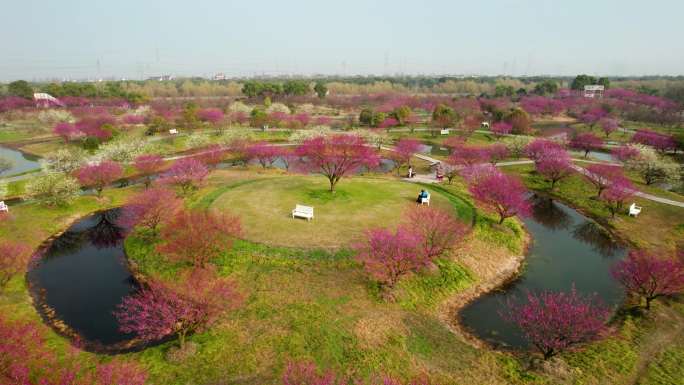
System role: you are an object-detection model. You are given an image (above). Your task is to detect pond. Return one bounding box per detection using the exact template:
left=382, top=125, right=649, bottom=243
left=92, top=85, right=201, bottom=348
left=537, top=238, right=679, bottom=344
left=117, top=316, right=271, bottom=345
left=0, top=145, right=41, bottom=177
left=27, top=209, right=139, bottom=351
left=459, top=195, right=627, bottom=349
left=418, top=144, right=450, bottom=157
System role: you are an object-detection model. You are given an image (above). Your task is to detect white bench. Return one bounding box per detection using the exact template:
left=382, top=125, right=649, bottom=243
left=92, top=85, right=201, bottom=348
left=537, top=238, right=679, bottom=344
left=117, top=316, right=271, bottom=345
left=292, top=204, right=314, bottom=221
left=0, top=201, right=8, bottom=213
left=628, top=203, right=642, bottom=217
left=481, top=122, right=490, bottom=129
left=420, top=193, right=431, bottom=206
left=169, top=129, right=178, bottom=135
left=440, top=129, right=450, bottom=135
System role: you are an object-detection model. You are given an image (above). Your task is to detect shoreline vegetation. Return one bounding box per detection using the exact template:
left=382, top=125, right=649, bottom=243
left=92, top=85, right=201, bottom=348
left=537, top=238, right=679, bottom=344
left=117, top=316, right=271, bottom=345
left=1, top=77, right=682, bottom=383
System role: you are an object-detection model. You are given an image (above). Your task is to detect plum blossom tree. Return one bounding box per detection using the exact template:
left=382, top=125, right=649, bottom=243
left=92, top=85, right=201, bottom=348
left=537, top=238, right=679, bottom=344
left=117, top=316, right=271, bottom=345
left=524, top=139, right=564, bottom=162
left=482, top=143, right=509, bottom=165
left=600, top=179, right=635, bottom=218
left=536, top=149, right=574, bottom=189
left=583, top=164, right=626, bottom=197
left=599, top=117, right=618, bottom=137
left=403, top=206, right=468, bottom=259
left=157, top=209, right=242, bottom=267
left=198, top=144, right=227, bottom=169
left=133, top=154, right=164, bottom=188
left=632, top=129, right=677, bottom=153
left=247, top=141, right=282, bottom=168
left=0, top=241, right=31, bottom=291
left=611, top=145, right=640, bottom=164
left=53, top=122, right=81, bottom=143
left=468, top=171, right=531, bottom=224
left=503, top=287, right=610, bottom=359
left=161, top=157, right=209, bottom=195
left=569, top=132, right=603, bottom=158
left=390, top=138, right=421, bottom=174
left=296, top=134, right=380, bottom=192
left=491, top=121, right=512, bottom=138
left=197, top=108, right=224, bottom=125
left=118, top=188, right=181, bottom=235
left=75, top=160, right=123, bottom=197
left=355, top=226, right=425, bottom=291
left=448, top=144, right=485, bottom=167
left=611, top=250, right=684, bottom=310
left=115, top=266, right=242, bottom=349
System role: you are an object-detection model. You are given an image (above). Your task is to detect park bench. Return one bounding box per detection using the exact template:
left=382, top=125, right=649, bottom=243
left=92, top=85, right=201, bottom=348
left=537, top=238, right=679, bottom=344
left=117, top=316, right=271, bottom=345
left=628, top=203, right=642, bottom=217
left=0, top=201, right=8, bottom=213
left=481, top=122, right=490, bottom=129
left=169, top=129, right=178, bottom=134
left=440, top=129, right=450, bottom=135
left=292, top=204, right=314, bottom=221
left=420, top=193, right=430, bottom=206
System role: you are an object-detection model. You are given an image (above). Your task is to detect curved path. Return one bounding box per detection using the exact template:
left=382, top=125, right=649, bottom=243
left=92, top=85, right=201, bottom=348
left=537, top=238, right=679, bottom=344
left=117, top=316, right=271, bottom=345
left=3, top=139, right=683, bottom=209
left=397, top=148, right=684, bottom=209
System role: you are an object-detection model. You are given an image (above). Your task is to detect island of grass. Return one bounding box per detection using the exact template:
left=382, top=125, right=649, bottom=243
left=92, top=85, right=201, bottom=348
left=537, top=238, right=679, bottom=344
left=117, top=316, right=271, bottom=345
left=118, top=171, right=529, bottom=383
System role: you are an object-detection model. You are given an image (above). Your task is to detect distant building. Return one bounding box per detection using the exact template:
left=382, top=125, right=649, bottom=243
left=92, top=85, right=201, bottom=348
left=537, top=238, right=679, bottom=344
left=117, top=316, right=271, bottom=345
left=33, top=93, right=64, bottom=107
left=213, top=72, right=226, bottom=81
left=583, top=85, right=605, bottom=98
left=147, top=75, right=175, bottom=81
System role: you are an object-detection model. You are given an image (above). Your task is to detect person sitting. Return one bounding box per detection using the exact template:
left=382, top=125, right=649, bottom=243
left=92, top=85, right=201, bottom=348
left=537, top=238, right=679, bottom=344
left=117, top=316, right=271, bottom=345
left=407, top=166, right=414, bottom=178
left=435, top=164, right=444, bottom=181
left=416, top=189, right=428, bottom=203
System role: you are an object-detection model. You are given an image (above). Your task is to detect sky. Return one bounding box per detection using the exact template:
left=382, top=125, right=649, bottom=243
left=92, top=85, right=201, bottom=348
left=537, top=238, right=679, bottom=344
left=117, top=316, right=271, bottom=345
left=1, top=0, right=683, bottom=81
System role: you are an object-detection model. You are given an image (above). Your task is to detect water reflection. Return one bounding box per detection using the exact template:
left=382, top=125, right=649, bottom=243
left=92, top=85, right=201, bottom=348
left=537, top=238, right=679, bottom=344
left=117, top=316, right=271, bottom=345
left=86, top=210, right=125, bottom=249
left=459, top=197, right=626, bottom=349
left=28, top=208, right=138, bottom=349
left=572, top=221, right=621, bottom=258
left=529, top=195, right=572, bottom=231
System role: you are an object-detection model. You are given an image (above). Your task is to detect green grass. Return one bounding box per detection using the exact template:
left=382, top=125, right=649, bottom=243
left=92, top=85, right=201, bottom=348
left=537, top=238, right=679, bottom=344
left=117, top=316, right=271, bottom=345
left=503, top=164, right=684, bottom=253
left=3, top=167, right=683, bottom=385
left=208, top=176, right=466, bottom=248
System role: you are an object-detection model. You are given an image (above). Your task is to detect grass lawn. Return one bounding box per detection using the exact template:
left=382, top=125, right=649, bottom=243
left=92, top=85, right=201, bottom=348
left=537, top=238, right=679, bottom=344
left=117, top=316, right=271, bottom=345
left=209, top=176, right=460, bottom=248
left=502, top=164, right=684, bottom=253
left=2, top=167, right=684, bottom=385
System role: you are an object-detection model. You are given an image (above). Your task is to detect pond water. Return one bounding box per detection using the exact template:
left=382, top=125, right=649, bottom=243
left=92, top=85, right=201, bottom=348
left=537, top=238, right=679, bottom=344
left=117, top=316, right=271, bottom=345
left=0, top=145, right=41, bottom=177
left=27, top=209, right=139, bottom=349
left=418, top=144, right=450, bottom=157
left=459, top=195, right=626, bottom=349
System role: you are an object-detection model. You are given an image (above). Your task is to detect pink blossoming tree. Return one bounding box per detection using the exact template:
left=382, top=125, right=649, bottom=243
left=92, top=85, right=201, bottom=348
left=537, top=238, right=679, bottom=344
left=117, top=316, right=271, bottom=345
left=583, top=164, right=626, bottom=197
left=611, top=250, right=684, bottom=309
left=296, top=134, right=380, bottom=192
left=600, top=179, right=635, bottom=217
left=503, top=287, right=610, bottom=359
left=0, top=241, right=31, bottom=291
left=535, top=149, right=574, bottom=189
left=468, top=171, right=531, bottom=224
left=118, top=188, right=181, bottom=235
left=247, top=141, right=282, bottom=169
left=133, top=154, right=165, bottom=188
left=161, top=157, right=209, bottom=195
left=390, top=138, right=422, bottom=174
left=75, top=160, right=124, bottom=197
left=114, top=266, right=242, bottom=349
left=157, top=208, right=242, bottom=268
left=569, top=132, right=603, bottom=158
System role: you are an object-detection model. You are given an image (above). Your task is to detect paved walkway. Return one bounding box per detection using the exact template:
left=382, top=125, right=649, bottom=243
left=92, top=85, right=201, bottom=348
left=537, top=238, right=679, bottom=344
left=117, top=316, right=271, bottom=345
left=394, top=148, right=684, bottom=209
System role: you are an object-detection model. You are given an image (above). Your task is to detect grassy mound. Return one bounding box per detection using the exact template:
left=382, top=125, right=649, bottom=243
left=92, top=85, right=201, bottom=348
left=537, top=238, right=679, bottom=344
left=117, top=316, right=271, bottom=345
left=209, top=176, right=465, bottom=248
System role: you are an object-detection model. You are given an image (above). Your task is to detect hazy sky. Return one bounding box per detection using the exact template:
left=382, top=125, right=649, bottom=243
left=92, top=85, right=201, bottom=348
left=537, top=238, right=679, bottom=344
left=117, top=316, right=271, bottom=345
left=2, top=0, right=683, bottom=81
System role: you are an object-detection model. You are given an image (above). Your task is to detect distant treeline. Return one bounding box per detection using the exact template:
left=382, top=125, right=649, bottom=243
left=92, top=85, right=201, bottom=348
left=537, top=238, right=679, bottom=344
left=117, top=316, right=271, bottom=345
left=1, top=75, right=684, bottom=104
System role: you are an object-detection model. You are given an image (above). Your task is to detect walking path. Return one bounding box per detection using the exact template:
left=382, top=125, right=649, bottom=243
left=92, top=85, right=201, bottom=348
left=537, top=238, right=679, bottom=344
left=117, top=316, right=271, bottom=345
left=397, top=148, right=684, bottom=208
left=4, top=138, right=683, bottom=209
